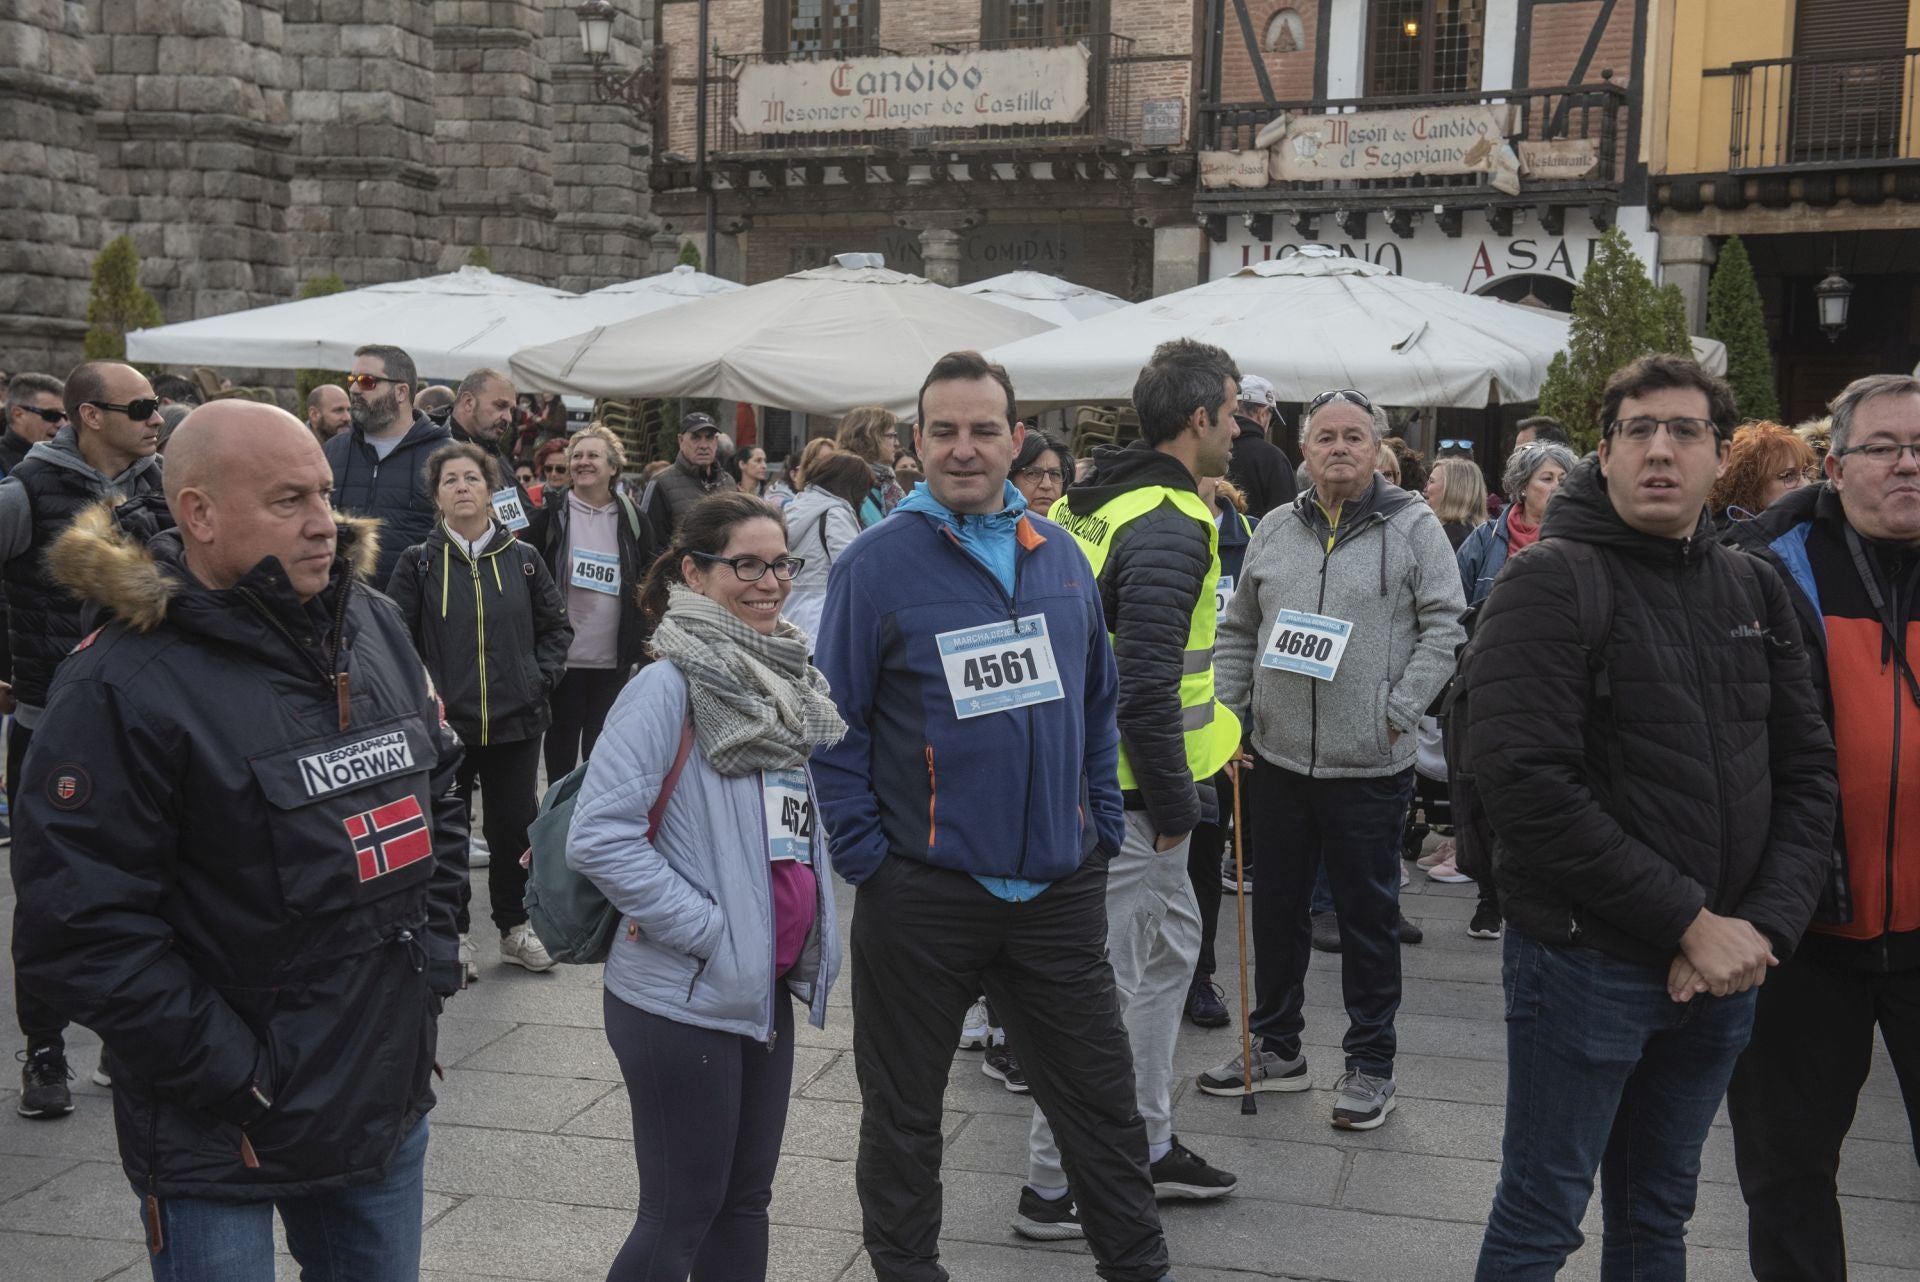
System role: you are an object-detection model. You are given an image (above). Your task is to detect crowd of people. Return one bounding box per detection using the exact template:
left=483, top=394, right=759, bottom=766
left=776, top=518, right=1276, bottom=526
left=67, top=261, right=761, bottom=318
left=0, top=340, right=1914, bottom=1282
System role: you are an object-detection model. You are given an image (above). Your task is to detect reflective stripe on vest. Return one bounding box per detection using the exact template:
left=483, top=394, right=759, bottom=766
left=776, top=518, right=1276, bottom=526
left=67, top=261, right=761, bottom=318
left=1050, top=485, right=1242, bottom=787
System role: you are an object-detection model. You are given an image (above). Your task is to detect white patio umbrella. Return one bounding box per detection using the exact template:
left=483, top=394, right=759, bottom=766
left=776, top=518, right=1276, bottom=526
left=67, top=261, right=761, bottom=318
left=985, top=247, right=1725, bottom=410
left=955, top=271, right=1130, bottom=326
left=509, top=254, right=1057, bottom=418
left=125, top=266, right=580, bottom=380
left=584, top=263, right=743, bottom=304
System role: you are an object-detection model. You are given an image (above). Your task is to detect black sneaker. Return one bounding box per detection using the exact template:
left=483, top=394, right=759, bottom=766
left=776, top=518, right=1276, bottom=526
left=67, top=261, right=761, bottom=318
left=0, top=811, right=11, bottom=848
left=982, top=1044, right=1029, bottom=1094
left=1010, top=1186, right=1083, bottom=1241
left=1310, top=909, right=1342, bottom=953
left=1219, top=852, right=1251, bottom=894
left=1185, top=976, right=1230, bottom=1029
left=1397, top=911, right=1424, bottom=946
left=17, top=1042, right=74, bottom=1119
left=1468, top=901, right=1503, bottom=940
left=1150, top=1135, right=1237, bottom=1199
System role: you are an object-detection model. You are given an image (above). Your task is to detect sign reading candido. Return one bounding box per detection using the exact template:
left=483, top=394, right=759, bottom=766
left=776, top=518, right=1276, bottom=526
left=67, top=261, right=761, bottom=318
left=735, top=45, right=1090, bottom=136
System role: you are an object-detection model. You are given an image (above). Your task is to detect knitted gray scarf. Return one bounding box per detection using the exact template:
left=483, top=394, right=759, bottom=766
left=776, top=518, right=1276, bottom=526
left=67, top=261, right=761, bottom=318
left=649, top=583, right=845, bottom=776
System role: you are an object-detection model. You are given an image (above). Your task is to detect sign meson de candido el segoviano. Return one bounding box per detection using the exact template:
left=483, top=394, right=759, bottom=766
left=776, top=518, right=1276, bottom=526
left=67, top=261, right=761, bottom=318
left=736, top=45, right=1091, bottom=135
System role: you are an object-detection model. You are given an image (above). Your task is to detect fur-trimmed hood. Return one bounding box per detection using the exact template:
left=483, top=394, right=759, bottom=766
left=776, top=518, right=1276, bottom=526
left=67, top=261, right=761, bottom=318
left=48, top=499, right=382, bottom=634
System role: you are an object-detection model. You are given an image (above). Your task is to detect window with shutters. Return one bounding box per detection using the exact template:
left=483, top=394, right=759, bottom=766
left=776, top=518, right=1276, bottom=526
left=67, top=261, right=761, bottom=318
left=1789, top=0, right=1909, bottom=163
left=1365, top=0, right=1483, bottom=98
left=765, top=0, right=876, bottom=57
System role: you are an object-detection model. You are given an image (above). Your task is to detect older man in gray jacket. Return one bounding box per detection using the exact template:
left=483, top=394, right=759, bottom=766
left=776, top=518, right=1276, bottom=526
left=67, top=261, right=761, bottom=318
left=1198, top=388, right=1466, bottom=1130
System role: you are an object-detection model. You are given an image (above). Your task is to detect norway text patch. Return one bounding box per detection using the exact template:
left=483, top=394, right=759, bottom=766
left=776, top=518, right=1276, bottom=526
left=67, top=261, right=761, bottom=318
left=298, top=730, right=415, bottom=798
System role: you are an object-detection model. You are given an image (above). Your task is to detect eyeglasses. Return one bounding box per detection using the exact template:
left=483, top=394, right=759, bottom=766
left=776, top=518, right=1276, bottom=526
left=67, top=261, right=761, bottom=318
left=689, top=551, right=805, bottom=582
left=17, top=406, right=67, bottom=425
left=1605, top=416, right=1717, bottom=446
left=1307, top=388, right=1373, bottom=414
left=1017, top=466, right=1066, bottom=484
left=345, top=373, right=401, bottom=392
left=84, top=398, right=160, bottom=421
left=1833, top=440, right=1920, bottom=466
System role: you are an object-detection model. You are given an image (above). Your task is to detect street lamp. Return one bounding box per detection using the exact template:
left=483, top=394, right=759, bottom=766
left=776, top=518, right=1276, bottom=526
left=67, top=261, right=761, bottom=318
left=1815, top=258, right=1854, bottom=342
left=575, top=0, right=658, bottom=109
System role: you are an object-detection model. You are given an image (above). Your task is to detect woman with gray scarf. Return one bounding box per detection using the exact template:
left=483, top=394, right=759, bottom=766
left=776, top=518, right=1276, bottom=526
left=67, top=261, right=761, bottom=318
left=566, top=491, right=845, bottom=1282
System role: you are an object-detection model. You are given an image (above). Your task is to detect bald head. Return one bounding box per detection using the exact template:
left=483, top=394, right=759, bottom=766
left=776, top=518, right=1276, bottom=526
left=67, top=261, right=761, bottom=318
left=168, top=401, right=341, bottom=600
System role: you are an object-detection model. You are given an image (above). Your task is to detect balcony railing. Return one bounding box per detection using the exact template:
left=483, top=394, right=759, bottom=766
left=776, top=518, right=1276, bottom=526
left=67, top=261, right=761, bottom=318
left=1717, top=48, right=1920, bottom=171
left=1197, top=81, right=1628, bottom=201
left=711, top=31, right=1142, bottom=157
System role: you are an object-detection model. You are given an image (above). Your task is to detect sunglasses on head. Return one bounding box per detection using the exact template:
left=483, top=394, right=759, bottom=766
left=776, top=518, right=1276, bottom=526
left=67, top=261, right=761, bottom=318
left=1438, top=438, right=1474, bottom=450
left=345, top=373, right=401, bottom=392
left=85, top=398, right=160, bottom=421
left=18, top=406, right=67, bottom=425
left=1307, top=388, right=1373, bottom=414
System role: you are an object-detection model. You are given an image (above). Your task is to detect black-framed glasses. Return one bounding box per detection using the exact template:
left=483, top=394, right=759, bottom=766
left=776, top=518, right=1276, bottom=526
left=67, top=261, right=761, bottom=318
left=1605, top=416, right=1717, bottom=446
left=85, top=398, right=160, bottom=421
left=689, top=551, right=805, bottom=582
left=18, top=406, right=67, bottom=425
left=345, top=373, right=401, bottom=392
left=1834, top=440, right=1920, bottom=466
left=1017, top=466, right=1066, bottom=484
left=1307, top=388, right=1373, bottom=414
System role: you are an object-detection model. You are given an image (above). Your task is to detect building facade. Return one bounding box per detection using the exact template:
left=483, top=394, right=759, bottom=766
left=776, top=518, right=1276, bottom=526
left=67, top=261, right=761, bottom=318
left=1647, top=0, right=1920, bottom=421
left=1, top=0, right=672, bottom=379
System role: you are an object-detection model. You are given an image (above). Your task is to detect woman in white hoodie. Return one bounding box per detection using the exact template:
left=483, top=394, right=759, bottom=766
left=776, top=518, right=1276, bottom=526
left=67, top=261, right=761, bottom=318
left=779, top=450, right=871, bottom=654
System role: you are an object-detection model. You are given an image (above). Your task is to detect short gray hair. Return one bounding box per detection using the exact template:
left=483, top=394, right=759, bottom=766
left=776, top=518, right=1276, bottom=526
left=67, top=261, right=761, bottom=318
left=5, top=372, right=63, bottom=412
left=1502, top=440, right=1577, bottom=503
left=1829, top=374, right=1920, bottom=455
left=1301, top=395, right=1389, bottom=442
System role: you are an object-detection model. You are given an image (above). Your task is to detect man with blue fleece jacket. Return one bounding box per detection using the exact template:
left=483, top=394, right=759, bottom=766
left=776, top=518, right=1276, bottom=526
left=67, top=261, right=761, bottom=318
left=813, top=351, right=1173, bottom=1282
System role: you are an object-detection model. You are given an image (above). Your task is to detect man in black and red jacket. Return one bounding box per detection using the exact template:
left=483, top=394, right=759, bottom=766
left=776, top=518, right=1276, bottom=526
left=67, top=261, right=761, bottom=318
left=1727, top=371, right=1920, bottom=1281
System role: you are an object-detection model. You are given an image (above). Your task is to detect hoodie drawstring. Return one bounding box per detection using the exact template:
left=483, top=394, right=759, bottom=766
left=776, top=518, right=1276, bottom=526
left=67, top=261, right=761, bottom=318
left=439, top=543, right=451, bottom=619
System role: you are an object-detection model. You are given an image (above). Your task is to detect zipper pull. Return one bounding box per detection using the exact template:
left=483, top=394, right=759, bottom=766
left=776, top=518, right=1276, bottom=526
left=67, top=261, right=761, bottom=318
left=336, top=646, right=351, bottom=730
left=145, top=1193, right=164, bottom=1255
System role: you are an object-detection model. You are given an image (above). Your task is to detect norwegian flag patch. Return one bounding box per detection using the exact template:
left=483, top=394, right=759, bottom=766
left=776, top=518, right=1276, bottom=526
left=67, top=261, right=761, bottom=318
left=343, top=795, right=432, bottom=883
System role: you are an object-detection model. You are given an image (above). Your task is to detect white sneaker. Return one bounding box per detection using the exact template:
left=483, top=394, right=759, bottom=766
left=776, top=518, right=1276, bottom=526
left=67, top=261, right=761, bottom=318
left=958, top=999, right=990, bottom=1050
left=90, top=1065, right=111, bottom=1088
left=469, top=836, right=490, bottom=869
left=500, top=923, right=557, bottom=973
left=458, top=933, right=480, bottom=983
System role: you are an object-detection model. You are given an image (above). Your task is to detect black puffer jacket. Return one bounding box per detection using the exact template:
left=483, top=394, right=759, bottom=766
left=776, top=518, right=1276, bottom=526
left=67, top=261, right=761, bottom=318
left=1058, top=441, right=1216, bottom=835
left=11, top=505, right=466, bottom=1202
left=324, top=412, right=452, bottom=589
left=1468, top=456, right=1836, bottom=965
left=388, top=520, right=573, bottom=747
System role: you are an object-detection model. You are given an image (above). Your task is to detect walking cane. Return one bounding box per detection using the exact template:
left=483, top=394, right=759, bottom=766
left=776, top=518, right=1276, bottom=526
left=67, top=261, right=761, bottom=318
left=1230, top=760, right=1257, bottom=1115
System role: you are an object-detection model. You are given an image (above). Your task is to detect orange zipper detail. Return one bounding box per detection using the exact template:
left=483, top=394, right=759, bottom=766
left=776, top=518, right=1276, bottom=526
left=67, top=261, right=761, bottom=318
left=925, top=745, right=937, bottom=848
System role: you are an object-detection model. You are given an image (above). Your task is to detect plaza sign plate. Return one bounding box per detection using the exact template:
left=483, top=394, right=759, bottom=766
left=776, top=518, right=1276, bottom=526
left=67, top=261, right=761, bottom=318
left=1204, top=104, right=1523, bottom=195
left=736, top=46, right=1090, bottom=136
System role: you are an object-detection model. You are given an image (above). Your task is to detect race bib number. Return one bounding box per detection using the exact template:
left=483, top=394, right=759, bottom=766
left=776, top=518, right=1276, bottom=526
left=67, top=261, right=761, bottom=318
left=1215, top=574, right=1235, bottom=616
left=569, top=547, right=620, bottom=595
left=1260, top=608, right=1352, bottom=682
left=935, top=614, right=1064, bottom=719
left=490, top=488, right=529, bottom=532
left=764, top=767, right=813, bottom=864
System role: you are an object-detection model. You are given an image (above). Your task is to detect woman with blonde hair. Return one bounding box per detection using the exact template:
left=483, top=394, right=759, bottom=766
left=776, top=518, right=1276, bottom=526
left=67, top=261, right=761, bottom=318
left=1709, top=421, right=1815, bottom=528
left=1424, top=457, right=1490, bottom=550
left=833, top=406, right=906, bottom=525
left=770, top=437, right=836, bottom=507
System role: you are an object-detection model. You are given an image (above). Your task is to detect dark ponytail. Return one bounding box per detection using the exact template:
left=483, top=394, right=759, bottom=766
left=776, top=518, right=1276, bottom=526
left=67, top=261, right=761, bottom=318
left=639, top=490, right=789, bottom=624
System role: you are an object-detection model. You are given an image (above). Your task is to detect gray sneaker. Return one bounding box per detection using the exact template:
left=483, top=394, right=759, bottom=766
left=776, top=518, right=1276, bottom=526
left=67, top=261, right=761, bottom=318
left=1196, top=1046, right=1310, bottom=1096
left=1330, top=1069, right=1396, bottom=1130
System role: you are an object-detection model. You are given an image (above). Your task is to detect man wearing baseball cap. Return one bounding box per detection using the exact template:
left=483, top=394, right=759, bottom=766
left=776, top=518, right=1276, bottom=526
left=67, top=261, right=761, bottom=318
left=640, top=410, right=735, bottom=546
left=1228, top=374, right=1296, bottom=519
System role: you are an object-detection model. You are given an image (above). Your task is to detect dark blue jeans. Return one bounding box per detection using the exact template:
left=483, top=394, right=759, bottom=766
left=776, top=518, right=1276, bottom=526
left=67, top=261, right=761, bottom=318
left=141, top=1117, right=428, bottom=1282
left=1243, top=759, right=1413, bottom=1076
left=1476, top=930, right=1758, bottom=1281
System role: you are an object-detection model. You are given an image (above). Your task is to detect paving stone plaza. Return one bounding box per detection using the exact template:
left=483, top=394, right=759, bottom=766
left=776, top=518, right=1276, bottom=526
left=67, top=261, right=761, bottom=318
left=3, top=853, right=1915, bottom=1282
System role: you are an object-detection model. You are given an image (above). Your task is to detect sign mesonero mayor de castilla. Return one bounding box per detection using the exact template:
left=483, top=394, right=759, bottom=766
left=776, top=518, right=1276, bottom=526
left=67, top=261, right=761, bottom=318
left=735, top=45, right=1091, bottom=136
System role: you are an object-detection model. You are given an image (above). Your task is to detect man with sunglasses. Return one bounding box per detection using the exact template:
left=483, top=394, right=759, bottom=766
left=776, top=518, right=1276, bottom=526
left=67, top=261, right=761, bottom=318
left=324, top=344, right=450, bottom=589
left=1468, top=354, right=1835, bottom=1278
left=2, top=374, right=67, bottom=477
left=1226, top=373, right=1296, bottom=519
left=0, top=360, right=165, bottom=1120
left=1723, top=372, right=1920, bottom=1280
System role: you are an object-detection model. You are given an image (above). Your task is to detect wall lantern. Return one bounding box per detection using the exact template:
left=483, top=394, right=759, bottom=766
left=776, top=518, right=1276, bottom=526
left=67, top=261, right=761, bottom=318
left=1815, top=261, right=1854, bottom=342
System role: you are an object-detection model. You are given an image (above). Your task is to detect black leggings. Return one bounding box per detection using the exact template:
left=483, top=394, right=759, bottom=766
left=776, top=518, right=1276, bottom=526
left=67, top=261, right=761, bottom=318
left=602, top=987, right=796, bottom=1282
left=543, top=667, right=626, bottom=782
left=453, top=736, right=541, bottom=935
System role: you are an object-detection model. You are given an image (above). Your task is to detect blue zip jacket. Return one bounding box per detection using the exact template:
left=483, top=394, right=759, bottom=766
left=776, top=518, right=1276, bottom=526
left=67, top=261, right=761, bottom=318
left=1457, top=504, right=1517, bottom=605
left=810, top=491, right=1125, bottom=885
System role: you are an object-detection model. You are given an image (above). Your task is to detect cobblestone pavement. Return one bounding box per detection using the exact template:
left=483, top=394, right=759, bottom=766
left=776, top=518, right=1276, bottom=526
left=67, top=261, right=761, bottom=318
left=4, top=855, right=1916, bottom=1282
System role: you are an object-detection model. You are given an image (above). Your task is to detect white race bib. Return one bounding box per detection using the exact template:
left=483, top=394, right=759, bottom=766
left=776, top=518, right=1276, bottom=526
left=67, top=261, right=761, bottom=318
left=1260, top=608, right=1353, bottom=682
left=935, top=613, right=1065, bottom=720
left=764, top=767, right=813, bottom=864
left=490, top=488, right=529, bottom=532
left=1215, top=574, right=1236, bottom=616
left=569, top=547, right=620, bottom=595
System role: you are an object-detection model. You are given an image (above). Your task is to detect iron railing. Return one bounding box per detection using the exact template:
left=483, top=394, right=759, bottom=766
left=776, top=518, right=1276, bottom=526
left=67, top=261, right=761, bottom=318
left=712, top=31, right=1141, bottom=156
left=1718, top=48, right=1920, bottom=171
left=1197, top=80, right=1628, bottom=199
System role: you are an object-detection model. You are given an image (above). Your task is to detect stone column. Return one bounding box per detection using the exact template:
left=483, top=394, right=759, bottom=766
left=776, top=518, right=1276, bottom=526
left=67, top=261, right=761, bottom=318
left=1658, top=233, right=1717, bottom=335
left=433, top=0, right=555, bottom=280
left=0, top=3, right=102, bottom=373
left=918, top=228, right=963, bottom=286
left=284, top=0, right=441, bottom=288
left=88, top=0, right=295, bottom=323
left=1152, top=224, right=1208, bottom=296
left=546, top=2, right=656, bottom=291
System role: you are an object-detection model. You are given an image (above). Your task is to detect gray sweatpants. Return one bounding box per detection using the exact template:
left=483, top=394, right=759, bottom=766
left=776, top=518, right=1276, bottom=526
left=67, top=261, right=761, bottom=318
left=1028, top=809, right=1201, bottom=1188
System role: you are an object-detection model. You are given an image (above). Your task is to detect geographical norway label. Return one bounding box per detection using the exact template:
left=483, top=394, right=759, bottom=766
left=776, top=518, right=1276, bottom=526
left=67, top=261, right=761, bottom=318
left=297, top=730, right=416, bottom=798
left=343, top=795, right=432, bottom=882
left=934, top=613, right=1064, bottom=719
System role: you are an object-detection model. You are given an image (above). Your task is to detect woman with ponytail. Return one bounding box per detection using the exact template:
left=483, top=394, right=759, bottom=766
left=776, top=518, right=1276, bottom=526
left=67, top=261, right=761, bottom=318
left=567, top=491, right=845, bottom=1282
